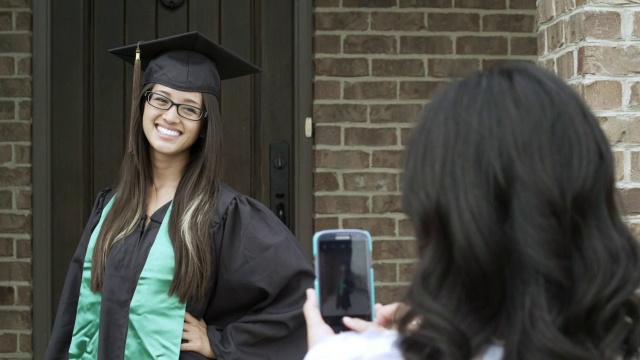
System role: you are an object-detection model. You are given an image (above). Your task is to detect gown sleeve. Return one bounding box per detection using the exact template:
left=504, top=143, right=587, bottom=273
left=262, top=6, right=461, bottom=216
left=203, top=192, right=315, bottom=360
left=44, top=189, right=114, bottom=360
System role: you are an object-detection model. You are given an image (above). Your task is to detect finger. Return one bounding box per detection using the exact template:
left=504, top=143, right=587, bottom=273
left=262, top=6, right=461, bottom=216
left=184, top=312, right=197, bottom=323
left=302, top=288, right=324, bottom=327
left=343, top=316, right=379, bottom=333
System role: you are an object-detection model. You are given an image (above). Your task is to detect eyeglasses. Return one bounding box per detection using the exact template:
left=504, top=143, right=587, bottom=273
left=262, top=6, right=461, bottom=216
left=143, top=91, right=207, bottom=121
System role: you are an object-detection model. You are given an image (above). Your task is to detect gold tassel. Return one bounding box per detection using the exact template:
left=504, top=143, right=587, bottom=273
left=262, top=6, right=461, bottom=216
left=128, top=41, right=142, bottom=155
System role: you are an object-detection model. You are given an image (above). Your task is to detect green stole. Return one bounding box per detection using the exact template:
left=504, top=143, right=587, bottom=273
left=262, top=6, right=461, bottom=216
left=69, top=196, right=186, bottom=359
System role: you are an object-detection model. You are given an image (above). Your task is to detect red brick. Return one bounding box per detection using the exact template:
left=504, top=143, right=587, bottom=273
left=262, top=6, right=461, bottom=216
left=372, top=150, right=404, bottom=168
left=546, top=20, right=565, bottom=53
left=584, top=81, right=622, bottom=111
left=0, top=78, right=31, bottom=97
left=314, top=217, right=339, bottom=232
left=555, top=0, right=573, bottom=15
left=579, top=46, right=640, bottom=75
left=0, top=214, right=31, bottom=234
left=373, top=239, right=417, bottom=259
left=631, top=152, right=640, bottom=181
left=599, top=116, right=640, bottom=145
left=314, top=0, right=340, bottom=6
left=314, top=35, right=340, bottom=54
left=630, top=82, right=640, bottom=109
left=371, top=12, right=425, bottom=31
left=375, top=285, right=408, bottom=304
left=400, top=81, right=448, bottom=100
left=16, top=285, right=30, bottom=306
left=566, top=12, right=583, bottom=44
left=0, top=238, right=12, bottom=256
left=0, top=167, right=30, bottom=186
left=315, top=150, right=370, bottom=169
left=401, top=128, right=412, bottom=146
left=0, top=34, right=30, bottom=53
left=0, top=333, right=17, bottom=353
left=314, top=12, right=368, bottom=31
left=399, top=262, right=417, bottom=282
left=0, top=190, right=11, bottom=209
left=370, top=104, right=422, bottom=124
left=614, top=151, right=624, bottom=182
left=537, top=0, right=553, bottom=23
left=0, top=310, right=31, bottom=330
left=427, top=13, right=479, bottom=32
left=0, top=286, right=14, bottom=305
left=458, top=0, right=505, bottom=8
left=0, top=0, right=31, bottom=7
left=15, top=144, right=29, bottom=164
left=344, top=81, right=397, bottom=100
left=18, top=100, right=30, bottom=120
left=314, top=81, right=340, bottom=100
left=0, top=11, right=11, bottom=31
left=429, top=58, right=480, bottom=78
left=16, top=239, right=30, bottom=258
left=0, top=56, right=14, bottom=75
left=511, top=36, right=537, bottom=56
left=0, top=122, right=30, bottom=141
left=0, top=262, right=31, bottom=281
left=556, top=50, right=575, bottom=80
left=343, top=0, right=397, bottom=7
left=19, top=333, right=31, bottom=353
left=345, top=128, right=397, bottom=147
left=483, top=14, right=535, bottom=33
left=344, top=35, right=396, bottom=54
left=314, top=172, right=340, bottom=192
left=510, top=0, right=536, bottom=9
left=315, top=58, right=368, bottom=77
left=399, top=218, right=415, bottom=237
left=457, top=36, right=508, bottom=55
left=315, top=125, right=341, bottom=146
left=541, top=57, right=555, bottom=73
left=372, top=59, right=424, bottom=77
left=0, top=101, right=14, bottom=120
left=400, top=35, right=453, bottom=54
left=373, top=262, right=397, bottom=282
left=372, top=195, right=403, bottom=213
left=344, top=173, right=398, bottom=191
left=537, top=31, right=546, bottom=56
left=634, top=12, right=640, bottom=38
left=583, top=11, right=621, bottom=40
left=620, top=188, right=640, bottom=215
left=15, top=11, right=31, bottom=31
left=313, top=104, right=367, bottom=123
left=344, top=218, right=396, bottom=236
left=18, top=56, right=30, bottom=75
left=0, top=144, right=11, bottom=163
left=315, top=195, right=369, bottom=214
left=400, top=0, right=451, bottom=7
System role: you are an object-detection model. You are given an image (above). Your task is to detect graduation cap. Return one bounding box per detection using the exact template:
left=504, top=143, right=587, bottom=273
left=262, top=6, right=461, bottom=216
left=109, top=31, right=261, bottom=98
left=108, top=31, right=261, bottom=154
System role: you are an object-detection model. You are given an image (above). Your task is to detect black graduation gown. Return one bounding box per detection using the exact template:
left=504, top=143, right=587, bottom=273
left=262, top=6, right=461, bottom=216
left=45, top=184, right=315, bottom=360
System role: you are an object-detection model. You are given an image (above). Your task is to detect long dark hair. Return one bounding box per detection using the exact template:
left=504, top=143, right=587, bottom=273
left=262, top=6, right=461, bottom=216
left=399, top=62, right=640, bottom=360
left=90, top=83, right=223, bottom=303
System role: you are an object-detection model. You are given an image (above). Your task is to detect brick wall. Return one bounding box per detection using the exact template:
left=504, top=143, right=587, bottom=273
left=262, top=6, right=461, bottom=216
left=0, top=0, right=33, bottom=358
left=538, top=0, right=640, bottom=237
left=313, top=0, right=538, bottom=304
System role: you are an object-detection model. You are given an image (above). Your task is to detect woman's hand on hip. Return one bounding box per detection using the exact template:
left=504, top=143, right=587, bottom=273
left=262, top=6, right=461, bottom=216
left=181, top=312, right=216, bottom=359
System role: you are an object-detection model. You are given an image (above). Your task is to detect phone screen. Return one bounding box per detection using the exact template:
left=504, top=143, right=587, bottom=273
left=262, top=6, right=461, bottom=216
left=316, top=230, right=373, bottom=332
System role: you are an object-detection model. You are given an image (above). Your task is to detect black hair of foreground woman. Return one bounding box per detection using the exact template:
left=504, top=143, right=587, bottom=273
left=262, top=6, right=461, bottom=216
left=399, top=62, right=640, bottom=360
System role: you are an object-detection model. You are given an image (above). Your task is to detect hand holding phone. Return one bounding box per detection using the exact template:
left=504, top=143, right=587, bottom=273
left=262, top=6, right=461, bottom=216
left=312, top=229, right=375, bottom=333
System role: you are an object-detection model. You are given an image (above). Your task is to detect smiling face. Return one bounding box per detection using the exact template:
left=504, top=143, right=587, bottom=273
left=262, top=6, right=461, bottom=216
left=142, top=84, right=205, bottom=162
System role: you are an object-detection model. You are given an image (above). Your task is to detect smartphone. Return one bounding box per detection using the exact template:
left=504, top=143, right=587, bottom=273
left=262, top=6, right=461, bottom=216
left=312, top=229, right=375, bottom=333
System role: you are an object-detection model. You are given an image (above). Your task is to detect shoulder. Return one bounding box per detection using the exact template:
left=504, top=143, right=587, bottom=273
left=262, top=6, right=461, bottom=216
left=304, top=329, right=403, bottom=360
left=213, top=183, right=277, bottom=226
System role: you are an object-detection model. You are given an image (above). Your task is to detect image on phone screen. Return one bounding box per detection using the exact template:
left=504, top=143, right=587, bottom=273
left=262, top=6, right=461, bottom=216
left=316, top=231, right=372, bottom=331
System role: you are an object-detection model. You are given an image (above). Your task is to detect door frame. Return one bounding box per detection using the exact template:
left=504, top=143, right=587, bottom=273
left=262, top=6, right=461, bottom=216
left=31, top=1, right=314, bottom=357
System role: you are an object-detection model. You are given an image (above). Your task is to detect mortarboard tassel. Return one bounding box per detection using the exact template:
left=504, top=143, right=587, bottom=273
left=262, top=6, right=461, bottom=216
left=128, top=41, right=142, bottom=155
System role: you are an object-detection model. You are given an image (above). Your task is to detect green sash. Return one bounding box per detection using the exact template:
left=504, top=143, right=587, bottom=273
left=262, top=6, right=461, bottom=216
left=69, top=196, right=186, bottom=359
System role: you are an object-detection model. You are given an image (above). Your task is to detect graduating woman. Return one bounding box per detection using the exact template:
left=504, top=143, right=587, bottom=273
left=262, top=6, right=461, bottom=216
left=45, top=32, right=314, bottom=360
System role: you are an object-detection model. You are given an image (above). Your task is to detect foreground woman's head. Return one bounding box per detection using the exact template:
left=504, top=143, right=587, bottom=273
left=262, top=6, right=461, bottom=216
left=401, top=62, right=640, bottom=360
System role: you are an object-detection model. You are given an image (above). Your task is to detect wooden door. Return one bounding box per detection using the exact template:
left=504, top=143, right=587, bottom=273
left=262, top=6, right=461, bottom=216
left=39, top=0, right=312, bottom=349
